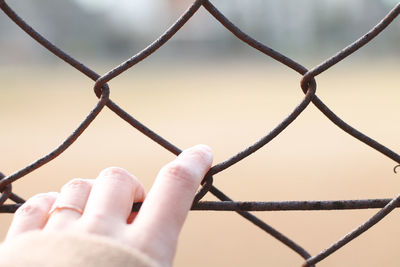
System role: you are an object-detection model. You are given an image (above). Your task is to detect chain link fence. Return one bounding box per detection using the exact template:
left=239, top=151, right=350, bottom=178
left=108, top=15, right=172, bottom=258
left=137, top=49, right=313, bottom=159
left=1, top=1, right=399, bottom=266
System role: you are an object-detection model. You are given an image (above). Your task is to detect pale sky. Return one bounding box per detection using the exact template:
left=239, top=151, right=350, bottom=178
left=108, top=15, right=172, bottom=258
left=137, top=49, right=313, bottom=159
left=72, top=0, right=399, bottom=37
left=73, top=0, right=170, bottom=34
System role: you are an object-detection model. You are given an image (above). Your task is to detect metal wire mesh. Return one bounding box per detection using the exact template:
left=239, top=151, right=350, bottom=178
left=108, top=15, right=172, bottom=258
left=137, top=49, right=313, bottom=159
left=0, top=1, right=399, bottom=266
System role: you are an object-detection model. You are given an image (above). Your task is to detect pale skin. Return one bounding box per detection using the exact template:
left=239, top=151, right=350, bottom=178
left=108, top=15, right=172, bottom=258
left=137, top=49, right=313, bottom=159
left=4, top=144, right=213, bottom=267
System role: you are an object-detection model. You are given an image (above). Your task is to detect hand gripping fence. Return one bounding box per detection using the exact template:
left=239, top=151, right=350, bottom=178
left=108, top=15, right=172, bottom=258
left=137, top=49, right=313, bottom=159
left=0, top=1, right=399, bottom=266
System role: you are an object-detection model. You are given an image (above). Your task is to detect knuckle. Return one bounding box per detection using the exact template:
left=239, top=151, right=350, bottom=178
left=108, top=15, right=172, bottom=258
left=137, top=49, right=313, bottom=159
left=99, top=167, right=136, bottom=187
left=190, top=146, right=212, bottom=164
left=101, top=167, right=129, bottom=177
left=16, top=203, right=44, bottom=217
left=164, top=162, right=194, bottom=180
left=32, top=193, right=57, bottom=204
left=15, top=193, right=56, bottom=216
left=163, top=162, right=197, bottom=189
left=62, top=178, right=91, bottom=191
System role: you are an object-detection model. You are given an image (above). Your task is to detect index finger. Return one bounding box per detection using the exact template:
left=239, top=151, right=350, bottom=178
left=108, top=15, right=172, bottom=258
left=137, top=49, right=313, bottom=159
left=130, top=145, right=212, bottom=262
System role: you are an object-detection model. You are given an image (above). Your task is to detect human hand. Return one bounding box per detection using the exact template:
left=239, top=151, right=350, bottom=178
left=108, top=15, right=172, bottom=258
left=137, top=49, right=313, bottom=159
left=4, top=144, right=213, bottom=267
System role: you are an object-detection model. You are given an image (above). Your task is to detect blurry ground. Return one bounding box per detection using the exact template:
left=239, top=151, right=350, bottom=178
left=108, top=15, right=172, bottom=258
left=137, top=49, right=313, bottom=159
left=0, top=58, right=399, bottom=266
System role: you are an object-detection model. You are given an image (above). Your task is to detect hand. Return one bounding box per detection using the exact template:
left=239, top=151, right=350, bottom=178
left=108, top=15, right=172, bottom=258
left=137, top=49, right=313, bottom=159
left=5, top=145, right=213, bottom=267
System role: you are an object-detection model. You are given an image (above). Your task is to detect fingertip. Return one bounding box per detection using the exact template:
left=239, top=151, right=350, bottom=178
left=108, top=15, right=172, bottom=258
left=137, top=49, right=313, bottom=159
left=130, top=144, right=214, bottom=255
left=180, top=144, right=213, bottom=165
left=162, top=144, right=213, bottom=190
left=97, top=167, right=144, bottom=192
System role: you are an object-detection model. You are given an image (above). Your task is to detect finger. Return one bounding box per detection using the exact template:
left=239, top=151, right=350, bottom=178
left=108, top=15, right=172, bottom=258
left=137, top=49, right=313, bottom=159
left=45, top=179, right=93, bottom=230
left=82, top=167, right=145, bottom=230
left=6, top=192, right=58, bottom=240
left=131, top=145, right=212, bottom=261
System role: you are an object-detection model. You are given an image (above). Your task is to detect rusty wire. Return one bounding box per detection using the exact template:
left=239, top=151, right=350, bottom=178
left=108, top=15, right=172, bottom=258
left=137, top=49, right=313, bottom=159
left=1, top=0, right=399, bottom=266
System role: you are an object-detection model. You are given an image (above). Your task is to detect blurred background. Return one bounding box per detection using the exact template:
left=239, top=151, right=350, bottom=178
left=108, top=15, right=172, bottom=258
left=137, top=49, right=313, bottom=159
left=1, top=0, right=400, bottom=266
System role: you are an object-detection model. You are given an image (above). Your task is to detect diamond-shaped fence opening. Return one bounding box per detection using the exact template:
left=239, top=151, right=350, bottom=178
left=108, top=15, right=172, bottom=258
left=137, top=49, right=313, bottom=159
left=0, top=1, right=399, bottom=266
